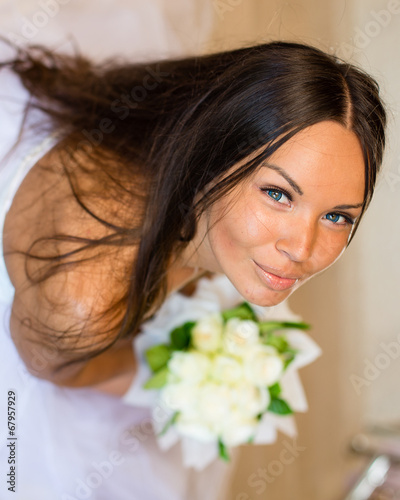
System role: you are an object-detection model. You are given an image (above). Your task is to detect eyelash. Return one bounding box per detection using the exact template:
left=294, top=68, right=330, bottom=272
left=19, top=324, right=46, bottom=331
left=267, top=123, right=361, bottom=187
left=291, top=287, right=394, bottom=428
left=260, top=186, right=356, bottom=226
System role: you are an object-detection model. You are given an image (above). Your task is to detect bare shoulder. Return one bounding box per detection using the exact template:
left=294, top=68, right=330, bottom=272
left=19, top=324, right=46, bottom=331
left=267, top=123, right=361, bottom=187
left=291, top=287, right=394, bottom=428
left=4, top=136, right=137, bottom=294
left=3, top=138, right=138, bottom=381
left=4, top=138, right=139, bottom=260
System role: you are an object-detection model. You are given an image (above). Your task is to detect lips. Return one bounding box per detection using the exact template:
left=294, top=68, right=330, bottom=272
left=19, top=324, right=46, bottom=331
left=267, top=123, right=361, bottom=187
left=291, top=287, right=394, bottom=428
left=254, top=261, right=300, bottom=291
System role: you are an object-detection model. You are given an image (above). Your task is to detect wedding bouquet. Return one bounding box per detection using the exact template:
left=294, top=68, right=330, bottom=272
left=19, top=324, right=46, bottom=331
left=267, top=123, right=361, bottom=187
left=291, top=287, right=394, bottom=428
left=143, top=301, right=310, bottom=461
left=123, top=274, right=321, bottom=469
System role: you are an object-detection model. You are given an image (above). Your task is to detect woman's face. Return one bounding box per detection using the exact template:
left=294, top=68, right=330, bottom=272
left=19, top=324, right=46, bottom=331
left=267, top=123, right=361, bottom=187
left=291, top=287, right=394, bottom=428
left=191, top=120, right=365, bottom=307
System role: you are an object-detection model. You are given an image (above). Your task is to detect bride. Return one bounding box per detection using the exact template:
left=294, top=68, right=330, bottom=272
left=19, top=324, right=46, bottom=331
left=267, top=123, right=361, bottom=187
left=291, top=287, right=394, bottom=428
left=0, top=40, right=386, bottom=499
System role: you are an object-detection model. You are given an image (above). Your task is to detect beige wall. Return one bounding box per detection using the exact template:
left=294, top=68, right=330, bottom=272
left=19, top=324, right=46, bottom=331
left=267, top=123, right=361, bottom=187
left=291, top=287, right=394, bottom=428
left=208, top=1, right=400, bottom=499
left=351, top=0, right=400, bottom=425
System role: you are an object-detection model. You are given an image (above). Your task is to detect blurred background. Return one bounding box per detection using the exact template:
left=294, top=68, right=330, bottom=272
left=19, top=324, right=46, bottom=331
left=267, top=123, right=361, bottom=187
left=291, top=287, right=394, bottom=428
left=1, top=1, right=400, bottom=498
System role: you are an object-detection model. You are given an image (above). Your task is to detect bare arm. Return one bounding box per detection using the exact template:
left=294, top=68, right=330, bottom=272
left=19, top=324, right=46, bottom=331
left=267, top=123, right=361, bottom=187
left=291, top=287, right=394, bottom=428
left=8, top=265, right=138, bottom=396
left=57, top=339, right=137, bottom=396
left=4, top=146, right=140, bottom=396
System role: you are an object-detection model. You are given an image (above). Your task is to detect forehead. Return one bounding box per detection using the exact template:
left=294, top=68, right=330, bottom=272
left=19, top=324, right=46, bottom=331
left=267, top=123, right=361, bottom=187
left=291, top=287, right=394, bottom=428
left=264, top=121, right=365, bottom=192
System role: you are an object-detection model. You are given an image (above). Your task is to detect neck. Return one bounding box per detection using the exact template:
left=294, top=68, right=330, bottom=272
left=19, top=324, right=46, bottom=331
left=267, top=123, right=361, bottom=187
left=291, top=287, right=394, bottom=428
left=166, top=263, right=207, bottom=296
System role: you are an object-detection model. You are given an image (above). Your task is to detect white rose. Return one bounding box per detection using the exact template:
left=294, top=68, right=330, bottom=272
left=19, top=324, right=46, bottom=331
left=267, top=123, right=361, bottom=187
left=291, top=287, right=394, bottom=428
left=243, top=345, right=284, bottom=387
left=161, top=382, right=200, bottom=418
left=174, top=415, right=215, bottom=443
left=211, top=355, right=243, bottom=384
left=230, top=383, right=270, bottom=417
left=191, top=313, right=224, bottom=352
left=220, top=412, right=259, bottom=447
left=168, top=351, right=211, bottom=383
left=223, top=318, right=260, bottom=357
left=197, top=382, right=234, bottom=429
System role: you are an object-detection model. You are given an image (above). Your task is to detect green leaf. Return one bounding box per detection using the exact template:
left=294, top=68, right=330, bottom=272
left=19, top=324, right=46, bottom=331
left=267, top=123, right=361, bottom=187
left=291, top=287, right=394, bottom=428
left=263, top=333, right=289, bottom=353
left=284, top=321, right=310, bottom=329
left=268, top=398, right=293, bottom=415
left=221, top=302, right=257, bottom=322
left=283, top=350, right=297, bottom=369
left=261, top=332, right=299, bottom=367
left=145, top=345, right=172, bottom=373
left=259, top=321, right=288, bottom=335
left=259, top=321, right=310, bottom=336
left=218, top=439, right=230, bottom=462
left=159, top=412, right=179, bottom=436
left=143, top=367, right=169, bottom=389
left=170, top=322, right=195, bottom=350
left=268, top=382, right=282, bottom=399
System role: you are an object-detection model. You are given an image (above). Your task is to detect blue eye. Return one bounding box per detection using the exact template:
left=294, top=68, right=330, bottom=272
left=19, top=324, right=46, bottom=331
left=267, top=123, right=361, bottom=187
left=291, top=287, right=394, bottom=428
left=325, top=213, right=354, bottom=225
left=326, top=213, right=341, bottom=223
left=267, top=189, right=283, bottom=201
left=263, top=188, right=290, bottom=204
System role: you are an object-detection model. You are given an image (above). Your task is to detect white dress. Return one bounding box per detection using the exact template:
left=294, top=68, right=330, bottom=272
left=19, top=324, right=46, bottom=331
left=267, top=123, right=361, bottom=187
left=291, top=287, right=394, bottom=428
left=0, top=66, right=233, bottom=500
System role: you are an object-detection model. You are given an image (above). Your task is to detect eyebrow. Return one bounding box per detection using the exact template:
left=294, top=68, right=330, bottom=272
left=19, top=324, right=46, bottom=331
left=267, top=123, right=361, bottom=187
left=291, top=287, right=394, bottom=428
left=332, top=203, right=364, bottom=210
left=262, top=162, right=303, bottom=195
left=262, top=162, right=364, bottom=210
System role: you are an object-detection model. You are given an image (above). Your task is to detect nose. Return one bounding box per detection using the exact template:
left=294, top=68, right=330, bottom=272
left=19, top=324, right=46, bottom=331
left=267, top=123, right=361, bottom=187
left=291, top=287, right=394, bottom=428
left=275, top=217, right=317, bottom=263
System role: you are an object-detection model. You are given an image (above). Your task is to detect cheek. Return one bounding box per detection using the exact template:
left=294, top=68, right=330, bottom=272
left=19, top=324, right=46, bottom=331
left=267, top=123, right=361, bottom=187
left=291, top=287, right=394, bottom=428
left=223, top=201, right=280, bottom=249
left=206, top=201, right=265, bottom=264
left=314, top=231, right=349, bottom=268
left=208, top=200, right=288, bottom=267
left=242, top=207, right=270, bottom=242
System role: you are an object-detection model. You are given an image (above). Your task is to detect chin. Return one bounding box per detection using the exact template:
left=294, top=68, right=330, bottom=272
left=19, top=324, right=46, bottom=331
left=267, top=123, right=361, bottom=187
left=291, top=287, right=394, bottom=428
left=231, top=278, right=294, bottom=308
left=248, top=293, right=292, bottom=308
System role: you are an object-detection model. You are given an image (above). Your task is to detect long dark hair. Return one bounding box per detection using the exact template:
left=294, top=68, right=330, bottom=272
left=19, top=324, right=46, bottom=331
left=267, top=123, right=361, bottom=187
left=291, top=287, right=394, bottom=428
left=0, top=39, right=386, bottom=367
